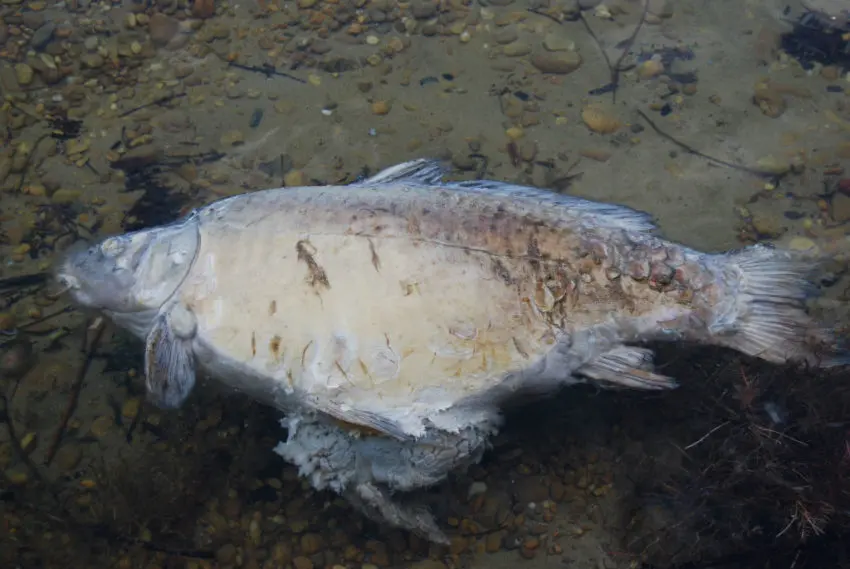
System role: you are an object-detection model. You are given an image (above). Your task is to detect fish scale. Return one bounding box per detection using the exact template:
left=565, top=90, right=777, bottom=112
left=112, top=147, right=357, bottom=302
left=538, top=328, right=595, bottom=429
left=55, top=158, right=847, bottom=543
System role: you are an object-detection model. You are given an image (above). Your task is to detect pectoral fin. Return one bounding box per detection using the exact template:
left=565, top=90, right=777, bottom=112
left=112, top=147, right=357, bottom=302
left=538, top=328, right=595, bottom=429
left=577, top=346, right=678, bottom=390
left=144, top=311, right=197, bottom=409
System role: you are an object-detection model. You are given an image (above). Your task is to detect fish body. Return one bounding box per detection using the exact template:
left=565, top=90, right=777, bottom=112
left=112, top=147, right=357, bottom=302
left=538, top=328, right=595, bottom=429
left=55, top=159, right=844, bottom=542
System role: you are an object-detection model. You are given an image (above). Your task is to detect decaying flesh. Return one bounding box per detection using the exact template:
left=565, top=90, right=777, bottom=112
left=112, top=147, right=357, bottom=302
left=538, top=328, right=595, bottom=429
left=55, top=159, right=845, bottom=543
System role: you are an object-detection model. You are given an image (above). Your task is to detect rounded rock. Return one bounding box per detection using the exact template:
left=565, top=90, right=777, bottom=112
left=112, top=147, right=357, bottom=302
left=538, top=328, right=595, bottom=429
left=14, top=63, right=34, bottom=86
left=531, top=52, right=582, bottom=74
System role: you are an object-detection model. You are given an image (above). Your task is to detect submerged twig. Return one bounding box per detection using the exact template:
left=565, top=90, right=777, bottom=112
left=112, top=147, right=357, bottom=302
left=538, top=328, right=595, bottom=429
left=0, top=272, right=48, bottom=292
left=636, top=110, right=783, bottom=178
left=44, top=317, right=106, bottom=465
left=0, top=394, right=47, bottom=485
left=15, top=132, right=51, bottom=193
left=118, top=93, right=187, bottom=118
left=609, top=0, right=650, bottom=102
left=228, top=61, right=306, bottom=83
left=583, top=0, right=650, bottom=101
left=19, top=306, right=75, bottom=331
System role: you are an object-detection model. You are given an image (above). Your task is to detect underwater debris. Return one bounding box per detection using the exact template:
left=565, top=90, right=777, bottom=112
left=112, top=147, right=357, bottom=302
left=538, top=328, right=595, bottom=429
left=781, top=8, right=850, bottom=70
left=620, top=345, right=850, bottom=568
left=44, top=318, right=104, bottom=466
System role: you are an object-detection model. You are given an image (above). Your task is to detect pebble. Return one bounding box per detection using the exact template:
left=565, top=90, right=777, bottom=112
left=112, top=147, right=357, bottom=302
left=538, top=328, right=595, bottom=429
left=216, top=544, right=237, bottom=565
left=753, top=86, right=786, bottom=118
left=149, top=13, right=179, bottom=47
left=411, top=0, right=438, bottom=19
left=300, top=533, right=323, bottom=555
left=371, top=100, right=391, bottom=115
left=82, top=54, right=104, bottom=69
left=751, top=214, right=784, bottom=238
left=503, top=41, right=531, bottom=57
left=89, top=415, right=114, bottom=438
left=531, top=52, right=582, bottom=74
left=788, top=236, right=816, bottom=252
left=648, top=0, right=674, bottom=18
left=274, top=100, right=296, bottom=114
left=542, top=32, right=575, bottom=52
left=15, top=63, right=34, bottom=86
left=192, top=0, right=215, bottom=18
left=493, top=26, right=519, bottom=45
left=5, top=469, right=28, bottom=486
left=30, top=22, right=55, bottom=50
left=292, top=556, right=313, bottom=569
left=51, top=189, right=82, bottom=204
left=637, top=59, right=664, bottom=80
left=283, top=170, right=306, bottom=186
left=122, top=398, right=141, bottom=420
left=0, top=340, right=33, bottom=379
left=831, top=193, right=850, bottom=223
left=0, top=312, right=15, bottom=330
left=219, top=130, right=245, bottom=147
left=468, top=481, right=488, bottom=498
left=755, top=155, right=790, bottom=175
left=581, top=104, right=622, bottom=134
left=506, top=126, right=524, bottom=140
left=54, top=444, right=82, bottom=472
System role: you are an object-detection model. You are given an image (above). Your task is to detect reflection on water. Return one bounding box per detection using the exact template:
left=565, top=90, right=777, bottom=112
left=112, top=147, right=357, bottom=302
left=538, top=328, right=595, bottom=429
left=1, top=0, right=850, bottom=567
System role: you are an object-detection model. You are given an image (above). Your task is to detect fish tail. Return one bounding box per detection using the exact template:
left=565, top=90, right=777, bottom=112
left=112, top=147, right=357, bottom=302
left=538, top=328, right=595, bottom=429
left=711, top=244, right=848, bottom=368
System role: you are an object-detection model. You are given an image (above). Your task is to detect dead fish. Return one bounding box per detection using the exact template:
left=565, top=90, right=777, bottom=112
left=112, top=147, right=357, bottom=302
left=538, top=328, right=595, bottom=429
left=53, top=158, right=846, bottom=543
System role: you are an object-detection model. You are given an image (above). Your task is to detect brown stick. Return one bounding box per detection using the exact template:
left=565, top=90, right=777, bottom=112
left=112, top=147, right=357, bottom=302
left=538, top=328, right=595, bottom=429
left=44, top=319, right=106, bottom=466
left=0, top=394, right=46, bottom=485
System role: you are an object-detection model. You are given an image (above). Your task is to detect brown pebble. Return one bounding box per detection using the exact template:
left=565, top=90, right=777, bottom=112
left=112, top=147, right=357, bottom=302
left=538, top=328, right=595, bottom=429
left=752, top=87, right=786, bottom=118
left=531, top=52, right=582, bottom=74
left=754, top=26, right=781, bottom=63
left=283, top=170, right=306, bottom=187
left=216, top=544, right=237, bottom=565
left=54, top=444, right=82, bottom=472
left=192, top=0, right=215, bottom=18
left=0, top=340, right=33, bottom=379
left=821, top=65, right=840, bottom=81
left=148, top=12, right=180, bottom=47
left=485, top=531, right=503, bottom=553
left=300, top=532, right=323, bottom=555
left=292, top=556, right=313, bottom=569
left=581, top=105, right=621, bottom=134
left=0, top=312, right=16, bottom=331
left=637, top=59, right=664, bottom=79
left=579, top=148, right=612, bottom=162
left=371, top=100, right=391, bottom=115
left=449, top=536, right=468, bottom=555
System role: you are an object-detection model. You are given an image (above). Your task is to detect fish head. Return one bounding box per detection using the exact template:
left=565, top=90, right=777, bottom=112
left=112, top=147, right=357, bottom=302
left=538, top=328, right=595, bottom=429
left=55, top=218, right=200, bottom=314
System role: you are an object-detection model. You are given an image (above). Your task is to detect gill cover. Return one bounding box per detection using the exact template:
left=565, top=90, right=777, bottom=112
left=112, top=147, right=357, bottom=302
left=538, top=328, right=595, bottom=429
left=56, top=217, right=200, bottom=313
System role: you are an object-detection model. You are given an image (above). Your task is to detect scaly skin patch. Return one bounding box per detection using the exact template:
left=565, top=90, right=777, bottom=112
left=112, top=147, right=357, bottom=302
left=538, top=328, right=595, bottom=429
left=178, top=182, right=720, bottom=439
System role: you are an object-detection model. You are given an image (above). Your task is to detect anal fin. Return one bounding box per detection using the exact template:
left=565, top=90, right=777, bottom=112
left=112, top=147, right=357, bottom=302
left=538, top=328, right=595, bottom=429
left=305, top=395, right=413, bottom=441
left=144, top=313, right=197, bottom=409
left=577, top=346, right=678, bottom=390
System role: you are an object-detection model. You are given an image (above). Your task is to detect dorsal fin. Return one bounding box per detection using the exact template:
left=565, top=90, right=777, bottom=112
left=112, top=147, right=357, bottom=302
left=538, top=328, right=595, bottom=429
left=448, top=179, right=658, bottom=233
left=357, top=158, right=658, bottom=233
left=357, top=158, right=447, bottom=186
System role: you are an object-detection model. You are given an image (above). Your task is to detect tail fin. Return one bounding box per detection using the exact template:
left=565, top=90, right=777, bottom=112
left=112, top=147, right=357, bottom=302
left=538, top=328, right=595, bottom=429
left=714, top=244, right=847, bottom=368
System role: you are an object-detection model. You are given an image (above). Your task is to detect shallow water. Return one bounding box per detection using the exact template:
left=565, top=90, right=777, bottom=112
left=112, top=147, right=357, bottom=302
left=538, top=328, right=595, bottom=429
left=1, top=0, right=850, bottom=568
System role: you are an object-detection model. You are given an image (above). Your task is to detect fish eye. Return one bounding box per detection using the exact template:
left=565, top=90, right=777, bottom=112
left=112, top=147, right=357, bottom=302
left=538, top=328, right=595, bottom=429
left=100, top=237, right=124, bottom=257
left=56, top=274, right=79, bottom=291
